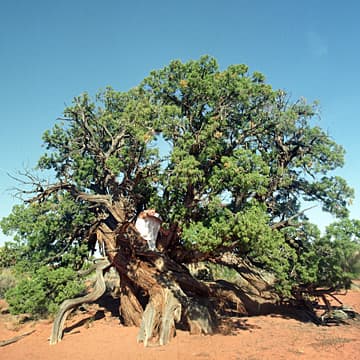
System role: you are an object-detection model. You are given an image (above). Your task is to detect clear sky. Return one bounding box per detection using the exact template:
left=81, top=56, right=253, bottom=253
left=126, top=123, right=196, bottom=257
left=1, top=0, right=359, bottom=244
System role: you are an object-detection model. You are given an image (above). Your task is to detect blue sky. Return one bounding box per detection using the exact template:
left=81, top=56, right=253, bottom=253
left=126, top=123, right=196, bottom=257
left=0, top=0, right=359, bottom=244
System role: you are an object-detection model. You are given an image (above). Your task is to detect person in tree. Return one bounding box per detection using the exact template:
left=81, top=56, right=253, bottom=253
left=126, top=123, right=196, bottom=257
left=135, top=209, right=163, bottom=251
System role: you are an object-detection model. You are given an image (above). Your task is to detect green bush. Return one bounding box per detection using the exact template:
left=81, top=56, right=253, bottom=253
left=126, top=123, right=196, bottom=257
left=0, top=244, right=19, bottom=268
left=5, top=265, right=86, bottom=317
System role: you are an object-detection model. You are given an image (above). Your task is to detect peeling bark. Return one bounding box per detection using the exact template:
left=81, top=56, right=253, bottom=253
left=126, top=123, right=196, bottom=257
left=137, top=287, right=182, bottom=346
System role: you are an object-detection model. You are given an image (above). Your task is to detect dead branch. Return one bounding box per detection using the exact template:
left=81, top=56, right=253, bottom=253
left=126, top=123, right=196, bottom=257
left=22, top=181, right=114, bottom=210
left=271, top=205, right=317, bottom=230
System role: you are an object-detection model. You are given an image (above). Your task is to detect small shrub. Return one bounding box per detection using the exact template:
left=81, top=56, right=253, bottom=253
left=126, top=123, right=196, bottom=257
left=0, top=268, right=17, bottom=298
left=0, top=245, right=19, bottom=268
left=208, top=263, right=239, bottom=282
left=5, top=265, right=86, bottom=317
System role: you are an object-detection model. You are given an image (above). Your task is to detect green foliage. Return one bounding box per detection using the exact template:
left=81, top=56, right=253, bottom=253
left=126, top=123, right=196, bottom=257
left=0, top=194, right=93, bottom=270
left=5, top=266, right=85, bottom=317
left=38, top=89, right=161, bottom=192
left=138, top=58, right=355, bottom=262
left=0, top=243, right=20, bottom=268
left=287, top=219, right=360, bottom=293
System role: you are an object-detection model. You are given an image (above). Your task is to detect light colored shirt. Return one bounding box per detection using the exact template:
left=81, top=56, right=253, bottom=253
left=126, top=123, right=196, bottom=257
left=135, top=213, right=161, bottom=250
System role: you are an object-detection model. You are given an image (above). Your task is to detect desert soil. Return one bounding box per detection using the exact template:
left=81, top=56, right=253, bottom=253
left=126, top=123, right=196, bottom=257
left=1, top=287, right=359, bottom=360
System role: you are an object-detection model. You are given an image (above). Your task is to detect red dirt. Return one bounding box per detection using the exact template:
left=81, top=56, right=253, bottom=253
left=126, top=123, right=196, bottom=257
left=1, top=289, right=360, bottom=360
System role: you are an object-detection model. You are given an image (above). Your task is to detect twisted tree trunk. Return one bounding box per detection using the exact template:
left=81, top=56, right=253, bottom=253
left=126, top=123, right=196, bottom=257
left=108, top=223, right=218, bottom=345
left=50, top=208, right=278, bottom=347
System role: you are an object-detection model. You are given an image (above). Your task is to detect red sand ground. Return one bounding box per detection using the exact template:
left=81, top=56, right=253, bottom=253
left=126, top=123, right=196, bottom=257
left=1, top=288, right=359, bottom=360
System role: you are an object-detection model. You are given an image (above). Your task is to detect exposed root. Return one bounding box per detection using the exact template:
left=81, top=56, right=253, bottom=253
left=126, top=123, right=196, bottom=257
left=0, top=330, right=36, bottom=347
left=50, top=258, right=110, bottom=344
left=184, top=299, right=216, bottom=335
left=137, top=287, right=182, bottom=347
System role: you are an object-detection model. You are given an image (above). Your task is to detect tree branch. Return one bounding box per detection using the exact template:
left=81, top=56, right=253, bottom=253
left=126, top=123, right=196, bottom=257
left=271, top=205, right=317, bottom=230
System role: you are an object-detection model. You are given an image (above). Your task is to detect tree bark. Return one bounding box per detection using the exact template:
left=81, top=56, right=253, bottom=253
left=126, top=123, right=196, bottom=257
left=119, top=275, right=143, bottom=326
left=106, top=223, right=219, bottom=345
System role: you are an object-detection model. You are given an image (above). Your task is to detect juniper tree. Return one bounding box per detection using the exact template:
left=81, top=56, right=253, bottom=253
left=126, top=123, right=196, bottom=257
left=1, top=56, right=358, bottom=345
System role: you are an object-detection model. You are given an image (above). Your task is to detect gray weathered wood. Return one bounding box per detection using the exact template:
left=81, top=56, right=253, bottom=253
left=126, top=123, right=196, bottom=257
left=50, top=258, right=110, bottom=344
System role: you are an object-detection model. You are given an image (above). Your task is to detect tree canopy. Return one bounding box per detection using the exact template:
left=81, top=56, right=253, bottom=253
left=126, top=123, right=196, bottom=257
left=1, top=56, right=359, bottom=344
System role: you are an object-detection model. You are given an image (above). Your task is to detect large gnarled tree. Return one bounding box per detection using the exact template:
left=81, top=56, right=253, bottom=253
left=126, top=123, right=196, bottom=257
left=1, top=56, right=359, bottom=346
